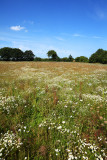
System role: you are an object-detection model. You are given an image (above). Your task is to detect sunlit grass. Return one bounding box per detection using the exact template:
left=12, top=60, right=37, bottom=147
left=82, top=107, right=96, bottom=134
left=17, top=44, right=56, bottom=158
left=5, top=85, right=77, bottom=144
left=0, top=62, right=107, bottom=160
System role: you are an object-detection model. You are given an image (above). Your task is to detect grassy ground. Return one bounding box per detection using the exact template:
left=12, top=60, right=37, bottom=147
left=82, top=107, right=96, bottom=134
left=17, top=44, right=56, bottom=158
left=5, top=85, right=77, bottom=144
left=0, top=62, right=107, bottom=160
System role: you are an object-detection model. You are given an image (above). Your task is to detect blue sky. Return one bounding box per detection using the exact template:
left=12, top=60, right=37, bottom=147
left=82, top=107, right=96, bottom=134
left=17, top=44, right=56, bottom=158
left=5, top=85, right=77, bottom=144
left=0, top=0, right=107, bottom=58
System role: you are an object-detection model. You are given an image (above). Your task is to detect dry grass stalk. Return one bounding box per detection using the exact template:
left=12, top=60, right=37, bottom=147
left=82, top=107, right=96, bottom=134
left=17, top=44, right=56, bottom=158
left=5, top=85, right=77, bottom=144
left=53, top=90, right=58, bottom=105
left=38, top=145, right=47, bottom=156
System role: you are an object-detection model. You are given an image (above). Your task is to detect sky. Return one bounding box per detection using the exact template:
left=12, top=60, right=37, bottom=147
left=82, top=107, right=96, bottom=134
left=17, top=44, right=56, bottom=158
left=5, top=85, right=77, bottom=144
left=0, top=0, right=107, bottom=58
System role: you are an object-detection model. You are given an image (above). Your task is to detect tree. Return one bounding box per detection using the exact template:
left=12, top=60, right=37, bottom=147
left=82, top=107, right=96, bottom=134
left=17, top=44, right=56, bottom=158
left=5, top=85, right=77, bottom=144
left=75, top=56, right=89, bottom=63
left=0, top=47, right=13, bottom=61
left=24, top=50, right=35, bottom=61
left=89, top=49, right=107, bottom=64
left=47, top=50, right=58, bottom=61
left=68, top=54, right=73, bottom=62
left=0, top=47, right=35, bottom=61
left=12, top=48, right=24, bottom=61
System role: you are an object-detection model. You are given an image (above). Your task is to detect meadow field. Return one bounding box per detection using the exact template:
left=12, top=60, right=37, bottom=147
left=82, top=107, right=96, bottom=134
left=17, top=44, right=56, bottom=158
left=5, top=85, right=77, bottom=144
left=0, top=62, right=107, bottom=160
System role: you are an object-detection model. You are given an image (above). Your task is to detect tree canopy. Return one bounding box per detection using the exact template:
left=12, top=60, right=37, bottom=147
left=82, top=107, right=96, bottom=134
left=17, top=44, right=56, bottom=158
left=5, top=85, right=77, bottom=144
left=89, top=49, right=107, bottom=64
left=47, top=50, right=58, bottom=60
left=0, top=47, right=13, bottom=61
left=68, top=55, right=74, bottom=62
left=24, top=50, right=35, bottom=61
left=0, top=47, right=35, bottom=61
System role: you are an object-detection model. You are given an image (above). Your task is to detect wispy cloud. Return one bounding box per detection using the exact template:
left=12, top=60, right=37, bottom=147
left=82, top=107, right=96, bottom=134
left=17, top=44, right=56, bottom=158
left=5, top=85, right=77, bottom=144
left=25, top=30, right=28, bottom=33
left=55, top=36, right=64, bottom=41
left=95, top=7, right=105, bottom=20
left=62, top=32, right=102, bottom=39
left=23, top=20, right=34, bottom=25
left=72, top=33, right=85, bottom=37
left=72, top=33, right=81, bottom=37
left=92, top=36, right=101, bottom=39
left=0, top=34, right=73, bottom=58
left=10, top=25, right=25, bottom=31
left=61, top=33, right=85, bottom=38
left=61, top=33, right=72, bottom=36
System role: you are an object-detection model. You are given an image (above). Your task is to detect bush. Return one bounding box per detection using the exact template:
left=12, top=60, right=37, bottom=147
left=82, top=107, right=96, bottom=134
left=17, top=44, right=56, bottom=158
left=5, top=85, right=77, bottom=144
left=75, top=56, right=89, bottom=63
left=34, top=57, right=42, bottom=61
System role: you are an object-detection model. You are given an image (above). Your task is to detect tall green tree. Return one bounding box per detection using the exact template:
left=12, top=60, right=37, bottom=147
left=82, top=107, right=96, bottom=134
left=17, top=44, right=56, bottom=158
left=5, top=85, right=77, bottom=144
left=47, top=50, right=58, bottom=61
left=12, top=48, right=24, bottom=61
left=68, top=54, right=73, bottom=62
left=89, top=49, right=107, bottom=64
left=0, top=47, right=12, bottom=61
left=0, top=47, right=35, bottom=61
left=24, top=50, right=35, bottom=61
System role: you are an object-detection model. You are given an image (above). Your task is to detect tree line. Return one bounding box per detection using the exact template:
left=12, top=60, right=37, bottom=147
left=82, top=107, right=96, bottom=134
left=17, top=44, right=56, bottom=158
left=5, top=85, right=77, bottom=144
left=35, top=49, right=107, bottom=64
left=0, top=47, right=35, bottom=61
left=0, top=47, right=107, bottom=64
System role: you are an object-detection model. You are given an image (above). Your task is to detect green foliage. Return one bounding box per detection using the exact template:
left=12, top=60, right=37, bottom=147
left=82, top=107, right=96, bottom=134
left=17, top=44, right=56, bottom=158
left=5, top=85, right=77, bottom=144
left=60, top=55, right=74, bottom=62
left=24, top=50, right=35, bottom=61
left=89, top=49, right=107, bottom=64
left=68, top=54, right=74, bottom=62
left=0, top=47, right=13, bottom=61
left=0, top=47, right=107, bottom=64
left=47, top=50, right=58, bottom=60
left=75, top=56, right=89, bottom=62
left=12, top=48, right=24, bottom=61
left=34, top=57, right=42, bottom=61
left=61, top=57, right=69, bottom=62
left=0, top=47, right=35, bottom=61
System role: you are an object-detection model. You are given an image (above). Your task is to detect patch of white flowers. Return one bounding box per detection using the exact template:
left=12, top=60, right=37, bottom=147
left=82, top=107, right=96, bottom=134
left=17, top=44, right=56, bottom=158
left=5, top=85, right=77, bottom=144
left=0, top=95, right=26, bottom=114
left=66, top=138, right=106, bottom=160
left=0, top=131, right=23, bottom=159
left=82, top=94, right=103, bottom=102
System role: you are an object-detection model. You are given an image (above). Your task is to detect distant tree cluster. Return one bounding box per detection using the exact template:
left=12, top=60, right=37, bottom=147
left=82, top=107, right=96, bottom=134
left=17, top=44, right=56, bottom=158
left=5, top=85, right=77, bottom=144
left=47, top=50, right=74, bottom=62
left=75, top=56, right=89, bottom=63
left=35, top=49, right=107, bottom=64
left=89, top=49, right=107, bottom=64
left=0, top=47, right=35, bottom=61
left=0, top=47, right=107, bottom=64
left=34, top=50, right=74, bottom=62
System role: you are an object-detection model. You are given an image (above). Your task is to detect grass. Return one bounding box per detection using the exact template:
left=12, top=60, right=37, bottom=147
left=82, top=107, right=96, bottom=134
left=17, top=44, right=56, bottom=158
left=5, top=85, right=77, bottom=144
left=0, top=62, right=107, bottom=160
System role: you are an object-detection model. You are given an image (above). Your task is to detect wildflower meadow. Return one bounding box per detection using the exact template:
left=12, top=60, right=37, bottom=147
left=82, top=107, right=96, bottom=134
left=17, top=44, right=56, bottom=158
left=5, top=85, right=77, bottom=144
left=0, top=62, right=107, bottom=160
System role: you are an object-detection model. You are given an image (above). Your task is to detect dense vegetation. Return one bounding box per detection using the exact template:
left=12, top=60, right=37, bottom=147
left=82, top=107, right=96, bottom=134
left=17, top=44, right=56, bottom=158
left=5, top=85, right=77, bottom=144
left=0, top=47, right=107, bottom=64
left=0, top=62, right=107, bottom=160
left=75, top=56, right=89, bottom=63
left=0, top=47, right=35, bottom=61
left=89, top=49, right=107, bottom=64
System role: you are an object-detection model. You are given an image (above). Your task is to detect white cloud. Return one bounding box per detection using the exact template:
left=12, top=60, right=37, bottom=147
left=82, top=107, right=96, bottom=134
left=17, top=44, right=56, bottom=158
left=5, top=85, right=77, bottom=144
left=10, top=25, right=25, bottom=31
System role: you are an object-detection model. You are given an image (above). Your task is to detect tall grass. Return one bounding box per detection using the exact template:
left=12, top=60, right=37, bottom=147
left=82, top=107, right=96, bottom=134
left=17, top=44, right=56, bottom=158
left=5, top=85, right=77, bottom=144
left=0, top=62, right=107, bottom=160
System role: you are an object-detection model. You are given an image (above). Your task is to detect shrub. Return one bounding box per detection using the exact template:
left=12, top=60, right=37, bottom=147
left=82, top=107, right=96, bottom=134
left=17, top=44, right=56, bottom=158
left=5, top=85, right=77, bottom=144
left=75, top=56, right=89, bottom=62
